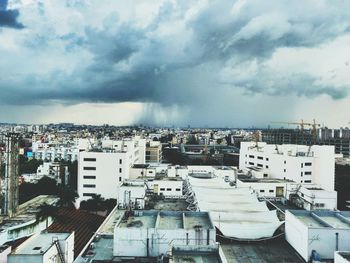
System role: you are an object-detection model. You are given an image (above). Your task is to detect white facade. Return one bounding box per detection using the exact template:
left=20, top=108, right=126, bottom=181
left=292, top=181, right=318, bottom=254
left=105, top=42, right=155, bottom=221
left=236, top=178, right=298, bottom=199
left=335, top=252, right=350, bottom=263
left=240, top=142, right=335, bottom=191
left=114, top=211, right=216, bottom=257
left=8, top=232, right=74, bottom=263
left=117, top=181, right=146, bottom=209
left=285, top=210, right=350, bottom=261
left=77, top=137, right=146, bottom=206
left=149, top=179, right=183, bottom=197
left=287, top=185, right=338, bottom=210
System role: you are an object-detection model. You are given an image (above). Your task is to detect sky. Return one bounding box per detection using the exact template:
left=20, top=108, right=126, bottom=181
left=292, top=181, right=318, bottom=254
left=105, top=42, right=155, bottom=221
left=1, top=0, right=350, bottom=127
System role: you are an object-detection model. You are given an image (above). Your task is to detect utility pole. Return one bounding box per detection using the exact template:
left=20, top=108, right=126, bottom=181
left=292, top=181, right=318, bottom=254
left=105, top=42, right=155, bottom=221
left=2, top=133, right=20, bottom=217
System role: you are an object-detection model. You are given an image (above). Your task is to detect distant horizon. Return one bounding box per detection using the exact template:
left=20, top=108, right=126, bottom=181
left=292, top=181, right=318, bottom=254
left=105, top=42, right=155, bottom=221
left=1, top=1, right=350, bottom=127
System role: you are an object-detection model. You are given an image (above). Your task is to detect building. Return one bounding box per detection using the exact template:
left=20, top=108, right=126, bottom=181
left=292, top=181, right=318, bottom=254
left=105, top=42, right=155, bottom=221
left=114, top=210, right=216, bottom=257
left=239, top=142, right=335, bottom=191
left=74, top=207, right=226, bottom=262
left=76, top=137, right=146, bottom=206
left=146, top=141, right=163, bottom=163
left=335, top=251, right=350, bottom=263
left=117, top=181, right=146, bottom=209
left=8, top=232, right=74, bottom=263
left=287, top=185, right=338, bottom=210
left=285, top=210, right=350, bottom=261
left=0, top=195, right=59, bottom=246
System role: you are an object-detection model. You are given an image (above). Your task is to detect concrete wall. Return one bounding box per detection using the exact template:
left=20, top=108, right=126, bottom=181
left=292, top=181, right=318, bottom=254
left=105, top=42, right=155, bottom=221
left=285, top=211, right=309, bottom=261
left=114, top=227, right=216, bottom=257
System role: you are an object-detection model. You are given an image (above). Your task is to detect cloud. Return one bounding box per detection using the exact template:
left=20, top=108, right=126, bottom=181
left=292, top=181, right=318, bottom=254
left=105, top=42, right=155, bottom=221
left=0, top=0, right=350, bottom=125
left=0, top=0, right=24, bottom=28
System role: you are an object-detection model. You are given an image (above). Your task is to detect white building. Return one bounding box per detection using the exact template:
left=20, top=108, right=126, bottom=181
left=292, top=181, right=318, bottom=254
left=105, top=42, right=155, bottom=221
left=149, top=177, right=183, bottom=197
left=117, top=181, right=146, bottom=209
left=239, top=142, right=335, bottom=191
left=8, top=232, right=74, bottom=263
left=335, top=251, right=350, bottom=263
left=76, top=137, right=146, bottom=206
left=114, top=210, right=216, bottom=257
left=285, top=210, right=350, bottom=261
left=287, top=185, right=338, bottom=210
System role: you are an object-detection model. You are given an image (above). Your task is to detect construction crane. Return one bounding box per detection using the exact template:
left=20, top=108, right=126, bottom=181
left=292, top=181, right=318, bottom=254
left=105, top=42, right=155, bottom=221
left=271, top=119, right=321, bottom=140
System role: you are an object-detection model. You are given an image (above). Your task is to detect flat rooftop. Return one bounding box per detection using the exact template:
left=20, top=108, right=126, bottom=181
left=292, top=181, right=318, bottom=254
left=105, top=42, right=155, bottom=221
left=0, top=195, right=59, bottom=231
left=220, top=236, right=304, bottom=263
left=338, top=252, right=350, bottom=260
left=11, top=232, right=71, bottom=255
left=289, top=210, right=350, bottom=229
left=117, top=211, right=213, bottom=230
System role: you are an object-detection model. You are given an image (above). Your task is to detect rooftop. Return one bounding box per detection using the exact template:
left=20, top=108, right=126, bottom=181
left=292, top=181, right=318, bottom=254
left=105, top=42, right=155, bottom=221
left=338, top=251, right=350, bottom=260
left=11, top=232, right=71, bottom=255
left=289, top=210, right=350, bottom=229
left=47, top=208, right=106, bottom=258
left=117, top=211, right=213, bottom=230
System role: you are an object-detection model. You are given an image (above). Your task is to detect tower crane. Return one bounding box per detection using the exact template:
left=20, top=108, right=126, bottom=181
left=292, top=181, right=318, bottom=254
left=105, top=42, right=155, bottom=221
left=271, top=119, right=321, bottom=140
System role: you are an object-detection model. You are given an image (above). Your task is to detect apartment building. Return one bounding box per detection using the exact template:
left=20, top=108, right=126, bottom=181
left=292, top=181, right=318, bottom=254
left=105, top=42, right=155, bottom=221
left=145, top=141, right=163, bottom=163
left=239, top=142, right=335, bottom=191
left=76, top=138, right=146, bottom=207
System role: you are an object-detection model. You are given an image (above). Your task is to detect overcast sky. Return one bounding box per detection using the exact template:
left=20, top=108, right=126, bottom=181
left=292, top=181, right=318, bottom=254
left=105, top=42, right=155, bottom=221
left=0, top=0, right=350, bottom=127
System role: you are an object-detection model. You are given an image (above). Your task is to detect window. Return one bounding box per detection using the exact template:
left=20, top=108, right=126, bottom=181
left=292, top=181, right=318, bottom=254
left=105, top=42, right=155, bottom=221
left=119, top=177, right=122, bottom=182
left=149, top=171, right=153, bottom=174
left=83, top=176, right=96, bottom=179
left=119, top=159, right=122, bottom=164
left=33, top=247, right=41, bottom=250
left=305, top=162, right=312, bottom=166
left=300, top=172, right=303, bottom=177
left=119, top=168, right=122, bottom=173
left=284, top=169, right=286, bottom=172
left=176, top=188, right=181, bottom=191
left=84, top=158, right=96, bottom=162
left=249, top=155, right=255, bottom=158
left=304, top=180, right=312, bottom=183
left=263, top=174, right=268, bottom=178
left=257, top=164, right=263, bottom=167
left=167, top=188, right=171, bottom=191
left=301, top=193, right=304, bottom=197
left=83, top=184, right=96, bottom=188
left=284, top=160, right=286, bottom=164
left=249, top=162, right=254, bottom=165
left=83, top=167, right=96, bottom=171
left=269, top=190, right=274, bottom=193
left=160, top=188, right=165, bottom=191
left=257, top=156, right=263, bottom=160
left=266, top=165, right=269, bottom=169
left=301, top=163, right=303, bottom=168
left=260, top=190, right=265, bottom=193
left=304, top=171, right=312, bottom=175
left=266, top=158, right=269, bottom=161
left=83, top=193, right=95, bottom=197
left=245, top=154, right=247, bottom=157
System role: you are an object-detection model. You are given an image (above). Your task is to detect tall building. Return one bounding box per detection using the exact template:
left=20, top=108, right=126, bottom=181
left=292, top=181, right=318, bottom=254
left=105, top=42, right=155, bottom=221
left=239, top=142, right=335, bottom=191
left=76, top=137, right=145, bottom=207
left=145, top=141, right=162, bottom=163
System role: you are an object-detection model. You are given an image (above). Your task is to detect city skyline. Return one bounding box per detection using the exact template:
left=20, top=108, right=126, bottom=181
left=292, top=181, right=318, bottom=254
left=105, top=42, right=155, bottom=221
left=1, top=0, right=350, bottom=127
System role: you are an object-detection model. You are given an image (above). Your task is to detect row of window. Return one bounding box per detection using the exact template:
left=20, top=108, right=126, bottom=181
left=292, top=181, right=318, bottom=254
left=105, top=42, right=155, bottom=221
left=247, top=155, right=269, bottom=161
left=83, top=184, right=96, bottom=188
left=83, top=158, right=123, bottom=164
left=83, top=167, right=123, bottom=173
left=159, top=188, right=181, bottom=191
left=259, top=189, right=274, bottom=193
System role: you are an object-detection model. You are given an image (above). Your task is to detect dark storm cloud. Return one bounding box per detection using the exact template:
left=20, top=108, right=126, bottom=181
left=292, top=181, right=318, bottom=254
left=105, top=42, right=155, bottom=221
left=0, top=0, right=24, bottom=28
left=1, top=0, right=350, bottom=112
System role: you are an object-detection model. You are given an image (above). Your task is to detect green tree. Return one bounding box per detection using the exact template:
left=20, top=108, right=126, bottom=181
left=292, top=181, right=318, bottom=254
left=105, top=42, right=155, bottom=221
left=36, top=203, right=59, bottom=229
left=57, top=186, right=78, bottom=208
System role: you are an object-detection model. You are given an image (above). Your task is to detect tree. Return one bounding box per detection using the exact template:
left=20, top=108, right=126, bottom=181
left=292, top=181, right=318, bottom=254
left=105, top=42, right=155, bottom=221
left=36, top=203, right=59, bottom=229
left=57, top=186, right=78, bottom=208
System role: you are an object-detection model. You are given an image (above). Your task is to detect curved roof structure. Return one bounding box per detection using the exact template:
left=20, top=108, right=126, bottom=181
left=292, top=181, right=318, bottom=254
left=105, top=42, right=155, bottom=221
left=187, top=176, right=283, bottom=240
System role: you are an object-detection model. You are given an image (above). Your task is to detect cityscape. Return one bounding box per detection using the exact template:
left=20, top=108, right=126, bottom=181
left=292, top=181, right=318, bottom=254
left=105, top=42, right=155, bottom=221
left=1, top=1, right=350, bottom=263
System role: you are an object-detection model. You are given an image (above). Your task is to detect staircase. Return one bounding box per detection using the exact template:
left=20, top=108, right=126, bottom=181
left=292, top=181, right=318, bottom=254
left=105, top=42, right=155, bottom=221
left=53, top=239, right=65, bottom=263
